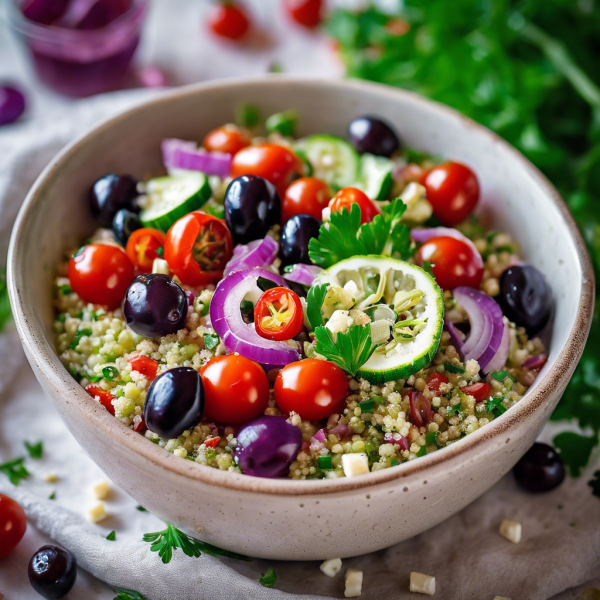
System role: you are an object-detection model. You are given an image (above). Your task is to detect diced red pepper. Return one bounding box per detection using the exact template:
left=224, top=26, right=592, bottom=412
left=85, top=384, right=115, bottom=415
left=128, top=354, right=159, bottom=379
left=426, top=373, right=449, bottom=394
left=460, top=382, right=493, bottom=402
left=204, top=436, right=221, bottom=448
left=408, top=390, right=432, bottom=427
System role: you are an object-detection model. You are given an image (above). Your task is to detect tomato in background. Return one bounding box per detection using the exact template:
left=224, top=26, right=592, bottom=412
left=200, top=355, right=270, bottom=424
left=125, top=228, right=165, bottom=272
left=329, top=187, right=381, bottom=225
left=203, top=124, right=251, bottom=155
left=164, top=211, right=233, bottom=286
left=68, top=243, right=134, bottom=309
left=207, top=2, right=250, bottom=40
left=282, top=176, right=331, bottom=223
left=0, top=494, right=26, bottom=558
left=420, top=162, right=479, bottom=226
left=274, top=359, right=348, bottom=421
left=285, top=0, right=323, bottom=28
left=254, top=287, right=304, bottom=341
left=416, top=235, right=483, bottom=290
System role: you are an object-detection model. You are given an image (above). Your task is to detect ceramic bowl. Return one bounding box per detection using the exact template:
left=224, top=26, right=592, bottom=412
left=7, top=77, right=594, bottom=560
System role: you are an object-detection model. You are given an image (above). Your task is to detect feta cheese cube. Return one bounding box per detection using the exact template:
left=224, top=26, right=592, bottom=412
left=499, top=520, right=522, bottom=544
left=152, top=258, right=170, bottom=275
left=326, top=310, right=354, bottom=337
left=321, top=206, right=331, bottom=222
left=409, top=572, right=436, bottom=595
left=87, top=501, right=107, bottom=523
left=341, top=453, right=369, bottom=478
left=92, top=481, right=110, bottom=500
left=320, top=558, right=342, bottom=578
left=344, top=569, right=363, bottom=597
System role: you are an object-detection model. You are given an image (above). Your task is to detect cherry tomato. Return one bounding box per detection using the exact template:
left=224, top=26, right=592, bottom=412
left=274, top=359, right=348, bottom=421
left=200, top=355, right=270, bottom=424
left=128, top=354, right=159, bottom=379
left=230, top=144, right=304, bottom=197
left=420, top=162, right=479, bottom=226
left=68, top=243, right=134, bottom=310
left=416, top=236, right=484, bottom=290
left=284, top=0, right=323, bottom=28
left=282, top=177, right=331, bottom=223
left=426, top=372, right=449, bottom=394
left=0, top=494, right=26, bottom=558
left=329, top=187, right=381, bottom=225
left=165, top=211, right=233, bottom=286
left=207, top=2, right=250, bottom=40
left=85, top=384, right=115, bottom=415
left=125, top=228, right=166, bottom=272
left=203, top=124, right=251, bottom=155
left=204, top=436, right=221, bottom=448
left=254, top=287, right=304, bottom=341
left=461, top=382, right=493, bottom=402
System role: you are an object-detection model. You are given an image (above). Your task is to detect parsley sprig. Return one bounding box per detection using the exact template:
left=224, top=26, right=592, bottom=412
left=24, top=440, right=43, bottom=459
left=259, top=566, right=277, bottom=587
left=0, top=457, right=30, bottom=485
left=113, top=589, right=147, bottom=600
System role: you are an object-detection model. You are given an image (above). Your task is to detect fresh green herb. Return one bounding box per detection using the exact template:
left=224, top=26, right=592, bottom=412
left=266, top=110, right=298, bottom=137
left=203, top=333, right=220, bottom=351
left=589, top=470, right=600, bottom=499
left=0, top=270, right=12, bottom=333
left=269, top=62, right=283, bottom=73
left=257, top=276, right=279, bottom=292
left=318, top=455, right=332, bottom=470
left=425, top=432, right=438, bottom=446
left=259, top=566, right=277, bottom=588
left=91, top=309, right=105, bottom=320
left=444, top=362, right=465, bottom=374
left=155, top=246, right=164, bottom=257
left=553, top=432, right=598, bottom=477
left=85, top=371, right=103, bottom=383
left=313, top=324, right=376, bottom=376
left=486, top=396, right=507, bottom=417
left=202, top=201, right=226, bottom=220
left=106, top=530, right=117, bottom=541
left=446, top=402, right=463, bottom=417
left=24, top=440, right=43, bottom=459
left=390, top=457, right=400, bottom=466
left=48, top=491, right=56, bottom=500
left=102, top=366, right=119, bottom=381
left=59, top=284, right=72, bottom=295
left=283, top=265, right=294, bottom=273
left=136, top=505, right=148, bottom=512
left=70, top=328, right=92, bottom=350
left=0, top=457, right=30, bottom=485
left=491, top=370, right=516, bottom=383
left=372, top=395, right=386, bottom=406
left=359, top=399, right=375, bottom=413
left=240, top=300, right=254, bottom=314
left=113, top=589, right=148, bottom=600
left=416, top=445, right=427, bottom=457
left=57, top=313, right=66, bottom=323
left=235, top=103, right=261, bottom=128
left=421, top=262, right=435, bottom=278
left=306, top=283, right=329, bottom=330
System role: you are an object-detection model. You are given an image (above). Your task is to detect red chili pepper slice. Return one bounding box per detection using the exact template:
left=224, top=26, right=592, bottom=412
left=460, top=382, right=493, bottom=402
left=254, top=287, right=304, bottom=341
left=85, top=384, right=115, bottom=415
left=128, top=355, right=159, bottom=380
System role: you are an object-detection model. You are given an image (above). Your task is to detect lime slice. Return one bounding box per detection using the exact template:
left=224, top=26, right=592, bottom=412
left=315, top=255, right=444, bottom=383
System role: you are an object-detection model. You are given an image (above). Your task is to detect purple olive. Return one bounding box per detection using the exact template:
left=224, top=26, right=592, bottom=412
left=28, top=545, right=77, bottom=599
left=0, top=85, right=26, bottom=126
left=90, top=174, right=139, bottom=227
left=279, top=213, right=322, bottom=268
left=513, top=442, right=565, bottom=493
left=234, top=416, right=302, bottom=478
left=348, top=115, right=400, bottom=157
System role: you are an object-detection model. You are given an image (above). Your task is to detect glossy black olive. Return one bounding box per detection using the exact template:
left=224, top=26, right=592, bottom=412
left=223, top=175, right=281, bottom=245
left=513, top=442, right=565, bottom=493
left=28, top=545, right=77, bottom=600
left=112, top=208, right=142, bottom=246
left=123, top=274, right=188, bottom=338
left=497, top=264, right=552, bottom=336
left=90, top=174, right=139, bottom=226
left=347, top=115, right=400, bottom=157
left=279, top=214, right=321, bottom=268
left=144, top=367, right=204, bottom=438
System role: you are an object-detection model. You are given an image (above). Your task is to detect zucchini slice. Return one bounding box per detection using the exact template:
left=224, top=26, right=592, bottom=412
left=355, top=153, right=393, bottom=200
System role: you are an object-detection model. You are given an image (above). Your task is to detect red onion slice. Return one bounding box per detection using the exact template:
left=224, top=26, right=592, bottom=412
left=522, top=354, right=547, bottom=370
left=162, top=138, right=232, bottom=178
left=312, top=429, right=326, bottom=443
left=210, top=267, right=299, bottom=368
left=329, top=423, right=351, bottom=439
left=384, top=432, right=409, bottom=451
left=411, top=227, right=484, bottom=271
left=284, top=264, right=322, bottom=286
left=224, top=237, right=278, bottom=277
left=482, top=318, right=510, bottom=374
left=444, top=319, right=467, bottom=358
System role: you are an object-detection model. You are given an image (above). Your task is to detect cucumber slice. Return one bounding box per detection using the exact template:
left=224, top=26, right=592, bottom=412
left=355, top=154, right=393, bottom=200
left=140, top=173, right=211, bottom=231
left=294, top=135, right=359, bottom=189
left=314, top=255, right=444, bottom=384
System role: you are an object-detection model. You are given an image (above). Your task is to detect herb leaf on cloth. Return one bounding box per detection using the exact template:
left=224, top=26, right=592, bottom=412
left=553, top=432, right=597, bottom=477
left=313, top=324, right=376, bottom=376
left=24, top=440, right=43, bottom=459
left=0, top=457, right=30, bottom=485
left=113, top=589, right=148, bottom=600
left=259, top=566, right=277, bottom=588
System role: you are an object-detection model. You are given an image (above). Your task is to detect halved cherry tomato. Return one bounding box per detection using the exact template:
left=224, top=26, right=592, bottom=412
left=461, top=382, right=492, bottom=402
left=274, top=359, right=348, bottom=421
left=128, top=354, right=159, bottom=380
left=284, top=0, right=323, bottom=28
left=85, top=384, right=115, bottom=415
left=329, top=187, right=381, bottom=225
left=254, top=287, right=304, bottom=341
left=282, top=177, right=331, bottom=223
left=420, top=162, right=479, bottom=226
left=200, top=355, right=270, bottom=424
left=416, top=236, right=483, bottom=290
left=68, top=243, right=134, bottom=310
left=409, top=390, right=433, bottom=427
left=426, top=372, right=449, bottom=394
left=230, top=144, right=304, bottom=197
left=203, top=124, right=251, bottom=155
left=164, top=211, right=233, bottom=286
left=204, top=436, right=221, bottom=448
left=0, top=494, right=26, bottom=558
left=125, top=228, right=165, bottom=272
left=207, top=2, right=250, bottom=39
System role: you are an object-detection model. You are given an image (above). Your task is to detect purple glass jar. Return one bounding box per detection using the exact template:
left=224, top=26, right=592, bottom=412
left=8, top=0, right=147, bottom=97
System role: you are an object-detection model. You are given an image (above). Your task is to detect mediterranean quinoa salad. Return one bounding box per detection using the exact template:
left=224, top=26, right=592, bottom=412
left=54, top=109, right=553, bottom=480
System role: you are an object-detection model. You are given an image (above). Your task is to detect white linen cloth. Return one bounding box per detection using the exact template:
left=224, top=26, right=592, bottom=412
left=0, top=91, right=599, bottom=600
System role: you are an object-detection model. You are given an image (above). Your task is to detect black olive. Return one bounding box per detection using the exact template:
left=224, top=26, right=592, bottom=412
left=28, top=545, right=77, bottom=599
left=347, top=115, right=400, bottom=157
left=112, top=208, right=142, bottom=245
left=279, top=214, right=321, bottom=268
left=513, top=442, right=565, bottom=493
left=90, top=174, right=139, bottom=226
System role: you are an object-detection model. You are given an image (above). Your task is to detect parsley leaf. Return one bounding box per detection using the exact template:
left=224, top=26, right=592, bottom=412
left=136, top=505, right=148, bottom=512
left=359, top=196, right=411, bottom=258
left=24, top=440, right=43, bottom=459
left=444, top=362, right=465, bottom=374
left=259, top=566, right=277, bottom=587
left=0, top=457, right=30, bottom=485
left=106, top=530, right=116, bottom=541
left=113, top=589, right=147, bottom=600
left=306, top=283, right=330, bottom=330
left=48, top=491, right=56, bottom=500
left=203, top=333, right=220, bottom=350
left=313, top=324, right=376, bottom=376
left=553, top=432, right=598, bottom=477
left=486, top=396, right=507, bottom=417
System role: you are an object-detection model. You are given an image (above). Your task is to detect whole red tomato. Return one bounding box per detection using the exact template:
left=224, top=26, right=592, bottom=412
left=285, top=0, right=323, bottom=28
left=329, top=187, right=381, bottom=225
left=203, top=124, right=251, bottom=155
left=200, top=355, right=270, bottom=424
left=282, top=177, right=331, bottom=223
left=68, top=243, right=134, bottom=309
left=207, top=2, right=250, bottom=40
left=0, top=494, right=26, bottom=558
left=164, top=211, right=233, bottom=286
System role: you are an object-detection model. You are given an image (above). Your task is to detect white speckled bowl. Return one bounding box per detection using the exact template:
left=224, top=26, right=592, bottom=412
left=7, top=77, right=594, bottom=560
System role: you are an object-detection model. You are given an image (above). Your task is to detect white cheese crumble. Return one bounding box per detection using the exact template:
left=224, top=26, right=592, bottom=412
left=409, top=572, right=436, bottom=595
left=320, top=558, right=342, bottom=578
left=499, top=520, right=522, bottom=544
left=326, top=310, right=353, bottom=337
left=341, top=453, right=369, bottom=477
left=87, top=501, right=107, bottom=523
left=152, top=258, right=170, bottom=275
left=344, top=569, right=363, bottom=597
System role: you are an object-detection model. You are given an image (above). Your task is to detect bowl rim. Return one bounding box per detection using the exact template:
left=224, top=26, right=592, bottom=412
left=7, top=75, right=595, bottom=496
